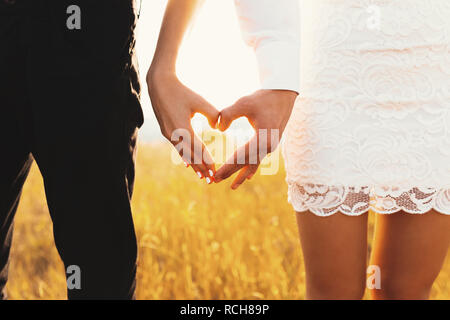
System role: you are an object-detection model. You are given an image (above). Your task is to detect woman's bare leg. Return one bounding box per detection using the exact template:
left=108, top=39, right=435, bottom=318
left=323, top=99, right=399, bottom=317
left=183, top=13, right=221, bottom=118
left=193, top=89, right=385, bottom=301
left=296, top=211, right=368, bottom=299
left=370, top=210, right=450, bottom=300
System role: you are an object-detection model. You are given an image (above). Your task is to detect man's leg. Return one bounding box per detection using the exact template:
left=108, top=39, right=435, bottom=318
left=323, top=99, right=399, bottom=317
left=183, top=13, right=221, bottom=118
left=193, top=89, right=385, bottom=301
left=0, top=5, right=33, bottom=299
left=27, top=1, right=143, bottom=299
left=35, top=127, right=140, bottom=299
left=31, top=71, right=142, bottom=299
left=0, top=116, right=32, bottom=300
left=0, top=152, right=32, bottom=300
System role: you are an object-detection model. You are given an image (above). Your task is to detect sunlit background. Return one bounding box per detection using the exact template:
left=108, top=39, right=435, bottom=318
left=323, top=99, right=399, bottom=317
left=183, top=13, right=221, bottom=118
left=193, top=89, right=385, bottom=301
left=136, top=0, right=259, bottom=142
left=6, top=0, right=450, bottom=300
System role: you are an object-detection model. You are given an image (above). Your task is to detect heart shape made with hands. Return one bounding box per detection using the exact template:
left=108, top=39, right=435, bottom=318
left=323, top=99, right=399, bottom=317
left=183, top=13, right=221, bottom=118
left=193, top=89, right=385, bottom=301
left=186, top=101, right=278, bottom=189
left=177, top=90, right=296, bottom=189
left=147, top=73, right=279, bottom=188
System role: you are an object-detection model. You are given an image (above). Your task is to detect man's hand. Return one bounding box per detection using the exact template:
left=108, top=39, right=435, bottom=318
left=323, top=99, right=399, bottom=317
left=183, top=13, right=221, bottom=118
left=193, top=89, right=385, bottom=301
left=147, top=69, right=219, bottom=183
left=215, top=89, right=298, bottom=189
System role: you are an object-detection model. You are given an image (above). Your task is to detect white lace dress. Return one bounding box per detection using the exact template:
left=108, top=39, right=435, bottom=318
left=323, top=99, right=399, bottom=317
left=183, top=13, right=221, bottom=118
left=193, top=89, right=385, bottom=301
left=282, top=0, right=450, bottom=216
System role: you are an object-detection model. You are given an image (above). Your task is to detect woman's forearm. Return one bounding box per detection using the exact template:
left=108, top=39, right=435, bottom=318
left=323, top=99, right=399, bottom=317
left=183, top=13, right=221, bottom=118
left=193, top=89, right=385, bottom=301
left=149, top=0, right=205, bottom=76
left=234, top=0, right=301, bottom=93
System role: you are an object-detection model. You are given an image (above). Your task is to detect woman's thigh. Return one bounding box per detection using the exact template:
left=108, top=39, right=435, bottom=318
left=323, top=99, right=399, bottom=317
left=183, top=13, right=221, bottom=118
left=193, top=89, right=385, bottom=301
left=296, top=211, right=368, bottom=299
left=370, top=210, right=450, bottom=299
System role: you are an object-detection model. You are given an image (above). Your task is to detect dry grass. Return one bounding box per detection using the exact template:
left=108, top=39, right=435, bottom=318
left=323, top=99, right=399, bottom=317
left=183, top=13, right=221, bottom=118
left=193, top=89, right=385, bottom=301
left=6, top=143, right=449, bottom=299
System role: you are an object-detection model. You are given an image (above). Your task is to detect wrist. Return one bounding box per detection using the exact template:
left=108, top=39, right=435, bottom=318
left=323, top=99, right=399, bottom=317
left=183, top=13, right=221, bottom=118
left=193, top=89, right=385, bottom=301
left=256, top=89, right=297, bottom=115
left=147, top=63, right=177, bottom=85
left=258, top=89, right=298, bottom=103
left=266, top=89, right=298, bottom=97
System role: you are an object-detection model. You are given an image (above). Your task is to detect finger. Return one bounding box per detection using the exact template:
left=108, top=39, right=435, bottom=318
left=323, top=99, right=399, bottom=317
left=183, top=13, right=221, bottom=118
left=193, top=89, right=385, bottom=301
left=246, top=166, right=258, bottom=180
left=214, top=162, right=246, bottom=183
left=171, top=126, right=213, bottom=184
left=215, top=134, right=260, bottom=182
left=191, top=163, right=208, bottom=181
left=180, top=128, right=215, bottom=183
left=193, top=134, right=215, bottom=183
left=231, top=164, right=259, bottom=189
left=218, top=99, right=248, bottom=132
left=176, top=138, right=211, bottom=183
left=185, top=152, right=210, bottom=182
left=201, top=140, right=216, bottom=181
left=179, top=151, right=203, bottom=179
left=195, top=96, right=220, bottom=129
left=182, top=159, right=190, bottom=168
left=190, top=140, right=213, bottom=183
left=245, top=164, right=258, bottom=180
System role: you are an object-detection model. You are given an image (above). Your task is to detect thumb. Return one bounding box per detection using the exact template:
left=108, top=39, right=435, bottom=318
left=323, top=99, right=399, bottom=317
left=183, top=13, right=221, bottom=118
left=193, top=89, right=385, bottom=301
left=195, top=96, right=220, bottom=129
left=218, top=100, right=246, bottom=132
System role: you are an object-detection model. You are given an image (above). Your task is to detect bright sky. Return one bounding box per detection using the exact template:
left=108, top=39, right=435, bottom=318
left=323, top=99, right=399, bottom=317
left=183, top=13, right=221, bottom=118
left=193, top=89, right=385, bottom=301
left=136, top=0, right=259, bottom=142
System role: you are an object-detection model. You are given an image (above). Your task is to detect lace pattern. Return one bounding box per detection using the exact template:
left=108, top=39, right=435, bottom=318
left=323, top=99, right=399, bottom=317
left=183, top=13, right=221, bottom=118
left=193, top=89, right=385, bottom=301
left=287, top=183, right=450, bottom=216
left=283, top=0, right=450, bottom=216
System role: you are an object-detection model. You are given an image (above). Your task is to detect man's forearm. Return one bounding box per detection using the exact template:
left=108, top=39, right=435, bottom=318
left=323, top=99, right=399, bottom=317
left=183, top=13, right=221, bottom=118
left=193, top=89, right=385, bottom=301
left=149, top=0, right=205, bottom=75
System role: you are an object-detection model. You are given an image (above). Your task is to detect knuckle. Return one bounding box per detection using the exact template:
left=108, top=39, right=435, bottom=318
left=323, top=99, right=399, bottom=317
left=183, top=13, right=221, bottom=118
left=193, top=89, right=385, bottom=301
left=239, top=96, right=251, bottom=107
left=220, top=109, right=230, bottom=120
left=241, top=97, right=255, bottom=109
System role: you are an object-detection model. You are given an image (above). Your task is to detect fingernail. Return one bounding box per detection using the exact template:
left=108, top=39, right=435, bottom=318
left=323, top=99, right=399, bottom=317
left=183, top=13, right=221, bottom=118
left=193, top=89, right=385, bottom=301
left=206, top=177, right=211, bottom=184
left=209, top=170, right=214, bottom=177
left=197, top=172, right=202, bottom=179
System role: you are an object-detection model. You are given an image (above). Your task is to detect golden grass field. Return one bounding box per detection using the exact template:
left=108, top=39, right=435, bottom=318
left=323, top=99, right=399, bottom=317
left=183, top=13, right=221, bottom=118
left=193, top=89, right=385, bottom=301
left=6, top=143, right=450, bottom=299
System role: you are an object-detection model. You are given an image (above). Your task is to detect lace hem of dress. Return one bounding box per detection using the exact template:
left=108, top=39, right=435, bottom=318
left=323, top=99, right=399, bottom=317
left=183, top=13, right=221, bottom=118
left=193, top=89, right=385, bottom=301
left=287, top=183, right=450, bottom=216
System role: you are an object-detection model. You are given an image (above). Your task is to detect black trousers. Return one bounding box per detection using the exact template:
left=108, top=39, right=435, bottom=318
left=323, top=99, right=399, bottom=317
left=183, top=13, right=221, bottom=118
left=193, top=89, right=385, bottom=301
left=0, top=0, right=144, bottom=299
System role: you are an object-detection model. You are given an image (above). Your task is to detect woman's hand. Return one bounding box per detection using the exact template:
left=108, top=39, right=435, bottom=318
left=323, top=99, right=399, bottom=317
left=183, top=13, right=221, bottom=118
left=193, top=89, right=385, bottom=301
left=147, top=69, right=219, bottom=183
left=147, top=0, right=217, bottom=182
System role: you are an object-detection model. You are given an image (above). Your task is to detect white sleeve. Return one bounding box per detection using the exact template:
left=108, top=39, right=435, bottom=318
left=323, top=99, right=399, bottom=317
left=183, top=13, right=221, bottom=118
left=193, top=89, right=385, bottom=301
left=234, top=0, right=300, bottom=93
